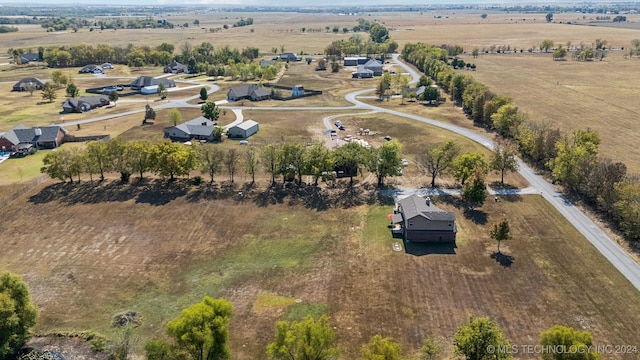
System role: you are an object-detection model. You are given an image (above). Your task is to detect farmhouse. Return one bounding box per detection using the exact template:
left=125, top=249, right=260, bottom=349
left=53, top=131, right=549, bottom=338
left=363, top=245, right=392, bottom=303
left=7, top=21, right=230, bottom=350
left=163, top=60, right=187, bottom=73
left=164, top=116, right=218, bottom=142
left=391, top=194, right=457, bottom=243
left=363, top=59, right=384, bottom=76
left=79, top=64, right=104, bottom=74
left=130, top=76, right=176, bottom=90
left=0, top=125, right=67, bottom=153
left=227, top=120, right=259, bottom=139
left=62, top=96, right=110, bottom=113
left=227, top=84, right=270, bottom=102
left=12, top=78, right=45, bottom=92
left=352, top=66, right=374, bottom=78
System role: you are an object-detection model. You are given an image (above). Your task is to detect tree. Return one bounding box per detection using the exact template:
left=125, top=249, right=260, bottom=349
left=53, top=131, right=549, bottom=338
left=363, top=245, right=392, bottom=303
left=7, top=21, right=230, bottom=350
left=197, top=144, right=225, bottom=184
left=144, top=104, right=156, bottom=123
left=334, top=142, right=367, bottom=185
left=546, top=12, right=553, bottom=22
left=200, top=87, right=208, bottom=102
left=128, top=140, right=152, bottom=181
left=201, top=101, right=220, bottom=122
left=540, top=39, right=554, bottom=53
left=421, top=87, right=440, bottom=105
left=41, top=148, right=77, bottom=183
left=359, top=335, right=402, bottom=360
left=266, top=315, right=338, bottom=360
left=481, top=14, right=488, bottom=19
left=168, top=108, right=182, bottom=126
left=491, top=104, right=525, bottom=138
left=243, top=146, right=259, bottom=184
left=472, top=48, right=480, bottom=58
left=0, top=271, right=38, bottom=360
left=453, top=152, right=487, bottom=185
left=462, top=167, right=487, bottom=206
left=145, top=340, right=185, bottom=360
left=454, top=315, right=512, bottom=360
left=419, top=337, right=441, bottom=360
left=51, top=70, right=68, bottom=88
left=490, top=219, right=511, bottom=254
left=262, top=143, right=281, bottom=185
left=376, top=72, right=391, bottom=100
left=41, top=82, right=57, bottom=103
left=25, top=82, right=36, bottom=96
left=540, top=325, right=600, bottom=360
left=157, top=82, right=167, bottom=100
left=489, top=139, right=519, bottom=185
left=417, top=75, right=432, bottom=88
left=369, top=23, right=389, bottom=43
left=166, top=297, right=232, bottom=360
left=367, top=140, right=403, bottom=187
left=65, top=82, right=79, bottom=98
left=108, top=90, right=119, bottom=104
left=547, top=129, right=600, bottom=193
left=151, top=141, right=198, bottom=181
left=108, top=137, right=133, bottom=183
left=553, top=46, right=567, bottom=60
left=417, top=140, right=460, bottom=187
left=279, top=142, right=305, bottom=184
left=224, top=148, right=240, bottom=183
left=86, top=140, right=110, bottom=181
left=304, top=142, right=334, bottom=186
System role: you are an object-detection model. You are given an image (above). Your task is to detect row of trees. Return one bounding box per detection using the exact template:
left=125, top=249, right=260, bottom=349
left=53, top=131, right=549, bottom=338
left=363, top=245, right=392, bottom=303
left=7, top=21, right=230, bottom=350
left=142, top=296, right=600, bottom=360
left=402, top=41, right=640, bottom=241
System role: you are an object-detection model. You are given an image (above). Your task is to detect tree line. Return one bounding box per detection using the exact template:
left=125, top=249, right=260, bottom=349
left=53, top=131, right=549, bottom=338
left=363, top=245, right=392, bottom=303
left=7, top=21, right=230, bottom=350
left=402, top=42, right=640, bottom=242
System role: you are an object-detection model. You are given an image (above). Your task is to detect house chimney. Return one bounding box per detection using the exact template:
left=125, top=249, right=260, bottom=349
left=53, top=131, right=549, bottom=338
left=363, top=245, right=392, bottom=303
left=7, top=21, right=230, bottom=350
left=426, top=196, right=431, bottom=206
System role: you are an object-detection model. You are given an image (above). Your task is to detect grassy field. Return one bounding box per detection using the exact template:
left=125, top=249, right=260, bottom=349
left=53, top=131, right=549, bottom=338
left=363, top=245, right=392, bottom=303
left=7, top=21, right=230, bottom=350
left=1, top=9, right=640, bottom=359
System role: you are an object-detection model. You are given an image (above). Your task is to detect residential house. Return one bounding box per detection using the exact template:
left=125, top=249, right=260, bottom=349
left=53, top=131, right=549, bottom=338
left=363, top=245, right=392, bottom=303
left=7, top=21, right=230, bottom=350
left=227, top=84, right=271, bottom=102
left=18, top=53, right=40, bottom=64
left=0, top=125, right=67, bottom=153
left=163, top=60, right=187, bottom=74
left=352, top=66, right=374, bottom=78
left=130, top=76, right=176, bottom=90
left=164, top=117, right=218, bottom=142
left=363, top=59, right=384, bottom=76
left=343, top=56, right=368, bottom=66
left=227, top=120, right=259, bottom=139
left=62, top=96, right=110, bottom=113
left=12, top=78, right=45, bottom=92
left=279, top=52, right=301, bottom=62
left=79, top=64, right=104, bottom=74
left=391, top=194, right=457, bottom=242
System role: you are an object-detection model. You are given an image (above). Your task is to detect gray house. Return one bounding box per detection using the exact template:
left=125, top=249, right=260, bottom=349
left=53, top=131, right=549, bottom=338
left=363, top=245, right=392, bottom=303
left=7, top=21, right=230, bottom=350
left=391, top=194, right=457, bottom=243
left=343, top=56, right=368, bottom=66
left=279, top=52, right=301, bottom=62
left=352, top=66, right=374, bottom=78
left=130, top=76, right=176, bottom=90
left=227, top=120, right=259, bottom=139
left=79, top=64, right=104, bottom=74
left=62, top=96, right=110, bottom=113
left=163, top=60, right=187, bottom=73
left=164, top=117, right=218, bottom=142
left=363, top=59, right=384, bottom=76
left=12, top=78, right=45, bottom=92
left=227, top=84, right=271, bottom=102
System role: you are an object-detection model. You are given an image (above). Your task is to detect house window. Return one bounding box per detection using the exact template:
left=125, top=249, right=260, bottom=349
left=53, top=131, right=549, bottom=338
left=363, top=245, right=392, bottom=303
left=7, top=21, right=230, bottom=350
left=408, top=222, right=413, bottom=227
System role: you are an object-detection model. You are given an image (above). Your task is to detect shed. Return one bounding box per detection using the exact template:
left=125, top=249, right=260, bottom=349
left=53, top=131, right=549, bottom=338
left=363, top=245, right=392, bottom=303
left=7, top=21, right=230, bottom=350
left=227, top=120, right=259, bottom=139
left=292, top=85, right=305, bottom=97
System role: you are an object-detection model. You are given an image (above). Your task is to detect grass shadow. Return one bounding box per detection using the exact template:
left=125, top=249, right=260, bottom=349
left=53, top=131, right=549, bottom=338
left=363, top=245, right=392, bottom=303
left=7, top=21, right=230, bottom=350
left=403, top=241, right=457, bottom=256
left=490, top=251, right=514, bottom=267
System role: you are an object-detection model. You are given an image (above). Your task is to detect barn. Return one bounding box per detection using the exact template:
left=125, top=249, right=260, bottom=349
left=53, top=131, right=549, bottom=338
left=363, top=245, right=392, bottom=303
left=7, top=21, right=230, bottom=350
left=227, top=120, right=259, bottom=139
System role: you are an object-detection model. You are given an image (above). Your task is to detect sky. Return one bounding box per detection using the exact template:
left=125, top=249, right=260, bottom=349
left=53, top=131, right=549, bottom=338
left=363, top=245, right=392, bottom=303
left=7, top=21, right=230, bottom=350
left=0, top=0, right=624, bottom=6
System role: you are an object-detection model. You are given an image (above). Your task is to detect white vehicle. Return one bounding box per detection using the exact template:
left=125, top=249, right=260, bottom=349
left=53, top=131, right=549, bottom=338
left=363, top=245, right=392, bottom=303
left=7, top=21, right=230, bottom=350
left=401, top=158, right=409, bottom=167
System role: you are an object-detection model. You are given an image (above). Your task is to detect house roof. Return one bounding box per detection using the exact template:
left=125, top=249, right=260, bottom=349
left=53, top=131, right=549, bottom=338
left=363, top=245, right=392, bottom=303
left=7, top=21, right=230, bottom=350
left=231, top=119, right=258, bottom=131
left=13, top=78, right=45, bottom=89
left=397, top=194, right=456, bottom=222
left=364, top=59, right=383, bottom=68
left=80, top=64, right=102, bottom=72
left=3, top=125, right=65, bottom=145
left=228, top=84, right=269, bottom=99
left=172, top=117, right=216, bottom=137
left=165, top=60, right=187, bottom=71
left=353, top=66, right=374, bottom=74
left=130, top=76, right=175, bottom=88
left=63, top=96, right=109, bottom=109
left=19, top=53, right=40, bottom=62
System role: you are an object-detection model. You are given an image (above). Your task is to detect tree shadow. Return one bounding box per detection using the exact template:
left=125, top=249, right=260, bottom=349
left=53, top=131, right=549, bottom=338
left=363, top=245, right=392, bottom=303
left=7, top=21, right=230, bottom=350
left=489, top=182, right=523, bottom=202
left=490, top=252, right=514, bottom=267
left=134, top=180, right=188, bottom=205
left=403, top=241, right=457, bottom=256
left=463, top=208, right=488, bottom=225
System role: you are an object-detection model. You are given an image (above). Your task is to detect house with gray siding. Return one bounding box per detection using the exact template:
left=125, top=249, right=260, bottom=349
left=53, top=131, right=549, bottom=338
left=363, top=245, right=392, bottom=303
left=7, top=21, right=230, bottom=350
left=391, top=194, right=457, bottom=242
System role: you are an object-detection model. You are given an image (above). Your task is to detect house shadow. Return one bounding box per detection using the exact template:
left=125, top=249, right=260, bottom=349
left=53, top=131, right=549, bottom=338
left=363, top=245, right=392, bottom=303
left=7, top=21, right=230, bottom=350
left=490, top=251, right=514, bottom=267
left=403, top=241, right=457, bottom=256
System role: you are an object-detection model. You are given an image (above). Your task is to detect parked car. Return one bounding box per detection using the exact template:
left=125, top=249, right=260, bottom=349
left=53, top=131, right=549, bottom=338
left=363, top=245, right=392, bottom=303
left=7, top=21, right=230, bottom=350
left=334, top=120, right=342, bottom=127
left=338, top=125, right=345, bottom=131
left=401, top=158, right=409, bottom=167
left=239, top=140, right=249, bottom=145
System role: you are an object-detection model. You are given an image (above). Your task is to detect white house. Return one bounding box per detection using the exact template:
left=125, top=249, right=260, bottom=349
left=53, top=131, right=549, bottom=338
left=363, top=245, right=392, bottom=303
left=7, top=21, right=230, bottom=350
left=227, top=120, right=259, bottom=139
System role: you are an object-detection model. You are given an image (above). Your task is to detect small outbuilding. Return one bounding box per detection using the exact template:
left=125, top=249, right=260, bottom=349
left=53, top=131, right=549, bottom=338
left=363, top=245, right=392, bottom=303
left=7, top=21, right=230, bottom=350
left=292, top=85, right=305, bottom=97
left=343, top=56, right=368, bottom=66
left=227, top=120, right=259, bottom=139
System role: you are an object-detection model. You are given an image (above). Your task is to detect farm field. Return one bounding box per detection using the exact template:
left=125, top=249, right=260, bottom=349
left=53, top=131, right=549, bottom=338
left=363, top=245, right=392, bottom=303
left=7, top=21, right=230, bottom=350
left=1, top=7, right=640, bottom=360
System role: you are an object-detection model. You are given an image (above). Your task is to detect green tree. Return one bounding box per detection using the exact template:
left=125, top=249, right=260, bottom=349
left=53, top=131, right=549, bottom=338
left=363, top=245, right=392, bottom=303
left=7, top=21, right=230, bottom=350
left=157, top=83, right=167, bottom=99
left=41, top=147, right=76, bottom=182
left=197, top=144, right=225, bottom=184
left=51, top=70, right=69, bottom=88
left=41, top=82, right=57, bottom=103
left=490, top=219, right=511, bottom=254
left=462, top=167, right=487, bottom=207
left=418, top=140, right=460, bottom=188
left=546, top=12, right=553, bottom=22
left=453, top=152, right=488, bottom=185
left=367, top=140, right=403, bottom=187
left=65, top=82, right=79, bottom=98
left=144, top=104, right=156, bottom=123
left=108, top=90, right=119, bottom=104
left=553, top=46, right=567, bottom=60
left=421, top=86, right=441, bottom=105
left=369, top=23, right=389, bottom=43
left=266, top=315, right=338, bottom=360
left=144, top=340, right=186, bottom=360
left=200, top=87, right=208, bottom=102
left=359, top=335, right=402, bottom=360
left=482, top=96, right=511, bottom=128
left=490, top=139, right=519, bottom=185
left=304, top=142, right=334, bottom=186
left=376, top=72, right=392, bottom=100
left=108, top=137, right=133, bottom=183
left=168, top=108, right=182, bottom=126
left=224, top=148, right=240, bottom=183
left=419, top=337, right=441, bottom=360
left=547, top=129, right=600, bottom=192
left=417, top=75, right=432, bottom=88
left=262, top=143, right=281, bottom=185
left=243, top=146, right=259, bottom=184
left=334, top=142, right=367, bottom=185
left=540, top=325, right=600, bottom=360
left=201, top=101, right=220, bottom=122
left=279, top=142, right=306, bottom=184
left=454, top=315, right=512, bottom=360
left=151, top=141, right=198, bottom=181
left=0, top=271, right=38, bottom=360
left=166, top=297, right=232, bottom=360
left=540, top=39, right=554, bottom=53
left=128, top=140, right=152, bottom=181
left=25, top=82, right=36, bottom=96
left=86, top=140, right=110, bottom=181
left=491, top=104, right=525, bottom=138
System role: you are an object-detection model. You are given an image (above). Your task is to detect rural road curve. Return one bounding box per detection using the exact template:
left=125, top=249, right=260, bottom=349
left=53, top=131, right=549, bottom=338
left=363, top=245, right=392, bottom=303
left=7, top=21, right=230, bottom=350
left=57, top=54, right=640, bottom=292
